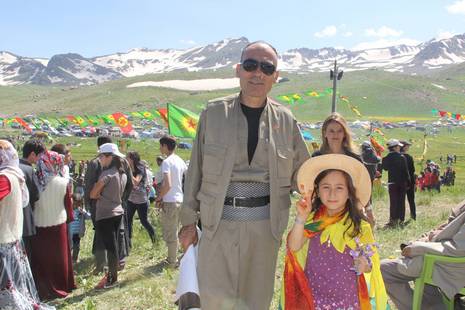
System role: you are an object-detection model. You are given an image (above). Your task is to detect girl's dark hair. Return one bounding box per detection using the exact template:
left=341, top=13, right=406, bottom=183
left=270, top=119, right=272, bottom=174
left=311, top=169, right=365, bottom=238
left=127, top=151, right=141, bottom=176
left=102, top=153, right=125, bottom=175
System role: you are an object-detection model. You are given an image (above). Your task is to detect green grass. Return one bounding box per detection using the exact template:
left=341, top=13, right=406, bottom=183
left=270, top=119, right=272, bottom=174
left=2, top=125, right=464, bottom=309
left=1, top=67, right=465, bottom=121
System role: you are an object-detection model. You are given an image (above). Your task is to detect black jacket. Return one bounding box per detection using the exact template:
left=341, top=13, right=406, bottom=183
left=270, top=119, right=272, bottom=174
left=402, top=152, right=415, bottom=185
left=381, top=152, right=410, bottom=184
left=19, top=158, right=39, bottom=237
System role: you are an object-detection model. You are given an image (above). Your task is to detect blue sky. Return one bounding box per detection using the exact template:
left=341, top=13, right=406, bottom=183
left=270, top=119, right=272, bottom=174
left=2, top=0, right=465, bottom=58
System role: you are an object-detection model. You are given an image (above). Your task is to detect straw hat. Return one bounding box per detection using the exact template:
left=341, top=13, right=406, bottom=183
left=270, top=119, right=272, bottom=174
left=297, top=154, right=371, bottom=208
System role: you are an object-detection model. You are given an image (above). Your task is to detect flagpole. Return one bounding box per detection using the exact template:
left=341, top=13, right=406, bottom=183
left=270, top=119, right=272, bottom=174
left=167, top=103, right=171, bottom=136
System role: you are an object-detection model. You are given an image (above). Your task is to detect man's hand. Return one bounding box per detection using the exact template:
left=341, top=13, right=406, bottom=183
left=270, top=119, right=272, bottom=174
left=401, top=246, right=413, bottom=258
left=178, top=224, right=198, bottom=252
left=155, top=197, right=163, bottom=209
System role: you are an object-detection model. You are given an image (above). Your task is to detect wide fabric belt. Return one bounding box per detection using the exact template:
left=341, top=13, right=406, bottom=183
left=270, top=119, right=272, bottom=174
left=221, top=182, right=271, bottom=221
left=226, top=181, right=270, bottom=197
left=221, top=204, right=270, bottom=221
left=224, top=196, right=270, bottom=208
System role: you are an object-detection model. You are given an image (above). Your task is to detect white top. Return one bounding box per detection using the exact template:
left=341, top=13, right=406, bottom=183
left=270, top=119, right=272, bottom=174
left=0, top=172, right=23, bottom=244
left=161, top=153, right=187, bottom=203
left=34, top=176, right=68, bottom=227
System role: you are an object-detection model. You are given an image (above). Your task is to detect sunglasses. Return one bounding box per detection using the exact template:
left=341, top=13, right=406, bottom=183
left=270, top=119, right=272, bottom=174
left=241, top=58, right=276, bottom=76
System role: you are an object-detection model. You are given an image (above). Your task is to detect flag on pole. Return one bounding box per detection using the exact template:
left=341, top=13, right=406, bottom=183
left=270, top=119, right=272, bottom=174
left=167, top=103, right=199, bottom=138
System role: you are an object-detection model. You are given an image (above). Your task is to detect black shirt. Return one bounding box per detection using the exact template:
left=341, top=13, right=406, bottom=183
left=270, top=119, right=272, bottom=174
left=240, top=103, right=265, bottom=164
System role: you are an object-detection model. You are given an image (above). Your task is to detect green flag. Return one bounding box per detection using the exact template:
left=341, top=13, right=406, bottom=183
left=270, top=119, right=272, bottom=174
left=167, top=103, right=199, bottom=138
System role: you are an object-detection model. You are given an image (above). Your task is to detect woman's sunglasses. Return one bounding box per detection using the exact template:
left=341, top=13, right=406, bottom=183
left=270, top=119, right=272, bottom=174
left=241, top=58, right=276, bottom=76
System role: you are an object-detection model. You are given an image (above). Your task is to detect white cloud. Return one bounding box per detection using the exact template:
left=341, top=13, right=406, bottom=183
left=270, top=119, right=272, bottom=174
left=365, top=26, right=403, bottom=38
left=343, top=32, right=353, bottom=37
left=447, top=0, right=465, bottom=14
left=179, top=39, right=196, bottom=45
left=314, top=25, right=337, bottom=38
left=436, top=30, right=457, bottom=40
left=351, top=38, right=421, bottom=51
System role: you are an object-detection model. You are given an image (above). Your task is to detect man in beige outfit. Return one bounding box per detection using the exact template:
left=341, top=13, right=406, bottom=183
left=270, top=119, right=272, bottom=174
left=179, top=41, right=310, bottom=310
left=381, top=199, right=465, bottom=310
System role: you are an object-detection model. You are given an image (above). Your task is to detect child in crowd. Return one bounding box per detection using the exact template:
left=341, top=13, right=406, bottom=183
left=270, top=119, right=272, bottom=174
left=69, top=177, right=91, bottom=262
left=281, top=154, right=387, bottom=310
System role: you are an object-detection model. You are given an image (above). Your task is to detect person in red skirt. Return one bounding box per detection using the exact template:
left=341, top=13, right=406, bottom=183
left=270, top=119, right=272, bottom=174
left=30, top=150, right=76, bottom=300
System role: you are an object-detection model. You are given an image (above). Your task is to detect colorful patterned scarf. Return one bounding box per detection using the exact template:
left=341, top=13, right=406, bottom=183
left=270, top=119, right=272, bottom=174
left=281, top=205, right=372, bottom=310
left=34, top=150, right=65, bottom=192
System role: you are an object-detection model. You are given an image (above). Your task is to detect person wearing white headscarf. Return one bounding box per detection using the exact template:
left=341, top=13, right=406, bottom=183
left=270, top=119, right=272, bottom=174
left=0, top=139, right=55, bottom=310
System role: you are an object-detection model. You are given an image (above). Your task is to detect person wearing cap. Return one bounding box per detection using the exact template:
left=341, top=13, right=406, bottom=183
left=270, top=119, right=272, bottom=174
left=90, top=143, right=128, bottom=289
left=361, top=140, right=381, bottom=226
left=178, top=41, right=310, bottom=309
left=85, top=136, right=133, bottom=274
left=281, top=154, right=387, bottom=309
left=381, top=139, right=410, bottom=227
left=400, top=140, right=416, bottom=221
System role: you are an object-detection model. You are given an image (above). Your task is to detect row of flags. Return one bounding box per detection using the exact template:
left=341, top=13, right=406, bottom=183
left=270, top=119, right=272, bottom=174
left=431, top=108, right=465, bottom=120
left=277, top=88, right=362, bottom=117
left=0, top=104, right=200, bottom=139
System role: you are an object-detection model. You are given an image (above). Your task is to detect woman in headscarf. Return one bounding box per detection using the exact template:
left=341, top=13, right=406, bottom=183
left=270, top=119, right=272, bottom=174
left=0, top=139, right=54, bottom=309
left=29, top=150, right=76, bottom=300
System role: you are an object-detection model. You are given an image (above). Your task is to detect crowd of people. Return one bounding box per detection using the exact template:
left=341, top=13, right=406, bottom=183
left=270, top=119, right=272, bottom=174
left=1, top=40, right=464, bottom=310
left=0, top=133, right=190, bottom=309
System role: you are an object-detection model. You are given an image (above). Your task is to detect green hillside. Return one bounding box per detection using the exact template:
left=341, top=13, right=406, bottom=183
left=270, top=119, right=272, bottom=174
left=1, top=66, right=464, bottom=122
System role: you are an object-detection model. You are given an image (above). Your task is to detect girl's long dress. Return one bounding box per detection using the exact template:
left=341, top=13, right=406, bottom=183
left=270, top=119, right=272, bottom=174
left=304, top=232, right=360, bottom=310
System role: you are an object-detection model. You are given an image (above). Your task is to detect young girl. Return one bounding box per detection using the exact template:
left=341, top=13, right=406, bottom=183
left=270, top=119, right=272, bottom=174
left=126, top=151, right=156, bottom=244
left=281, top=154, right=387, bottom=310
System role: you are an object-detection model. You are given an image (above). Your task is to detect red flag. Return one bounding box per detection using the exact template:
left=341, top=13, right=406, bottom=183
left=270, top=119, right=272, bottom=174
left=112, top=112, right=133, bottom=134
left=15, top=117, right=32, bottom=132
left=439, top=111, right=447, bottom=117
left=456, top=114, right=461, bottom=120
left=158, top=108, right=168, bottom=126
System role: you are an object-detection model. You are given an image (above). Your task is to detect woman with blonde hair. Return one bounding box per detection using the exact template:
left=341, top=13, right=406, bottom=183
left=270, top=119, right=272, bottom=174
left=313, top=112, right=376, bottom=226
left=313, top=112, right=359, bottom=158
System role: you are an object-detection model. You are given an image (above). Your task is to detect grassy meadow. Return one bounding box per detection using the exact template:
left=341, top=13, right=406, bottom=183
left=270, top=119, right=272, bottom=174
left=0, top=125, right=459, bottom=310
left=1, top=65, right=464, bottom=309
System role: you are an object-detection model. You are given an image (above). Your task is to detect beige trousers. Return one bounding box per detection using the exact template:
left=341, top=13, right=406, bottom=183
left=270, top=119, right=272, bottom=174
left=161, top=202, right=181, bottom=264
left=197, top=219, right=280, bottom=310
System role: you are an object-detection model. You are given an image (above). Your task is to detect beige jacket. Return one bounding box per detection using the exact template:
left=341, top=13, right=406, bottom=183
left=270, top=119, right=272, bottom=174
left=396, top=199, right=465, bottom=299
left=180, top=93, right=310, bottom=241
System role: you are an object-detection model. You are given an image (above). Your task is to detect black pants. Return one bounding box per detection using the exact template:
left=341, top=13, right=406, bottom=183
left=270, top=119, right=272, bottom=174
left=127, top=201, right=155, bottom=241
left=72, top=234, right=81, bottom=261
left=388, top=183, right=406, bottom=223
left=406, top=185, right=416, bottom=220
left=90, top=203, right=107, bottom=269
left=96, top=215, right=123, bottom=280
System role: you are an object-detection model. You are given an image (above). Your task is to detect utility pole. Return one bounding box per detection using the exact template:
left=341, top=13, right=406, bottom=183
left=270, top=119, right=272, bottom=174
left=330, top=60, right=343, bottom=113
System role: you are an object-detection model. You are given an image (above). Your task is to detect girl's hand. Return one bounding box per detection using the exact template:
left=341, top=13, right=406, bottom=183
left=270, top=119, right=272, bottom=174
left=295, top=192, right=312, bottom=222
left=354, top=256, right=371, bottom=274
